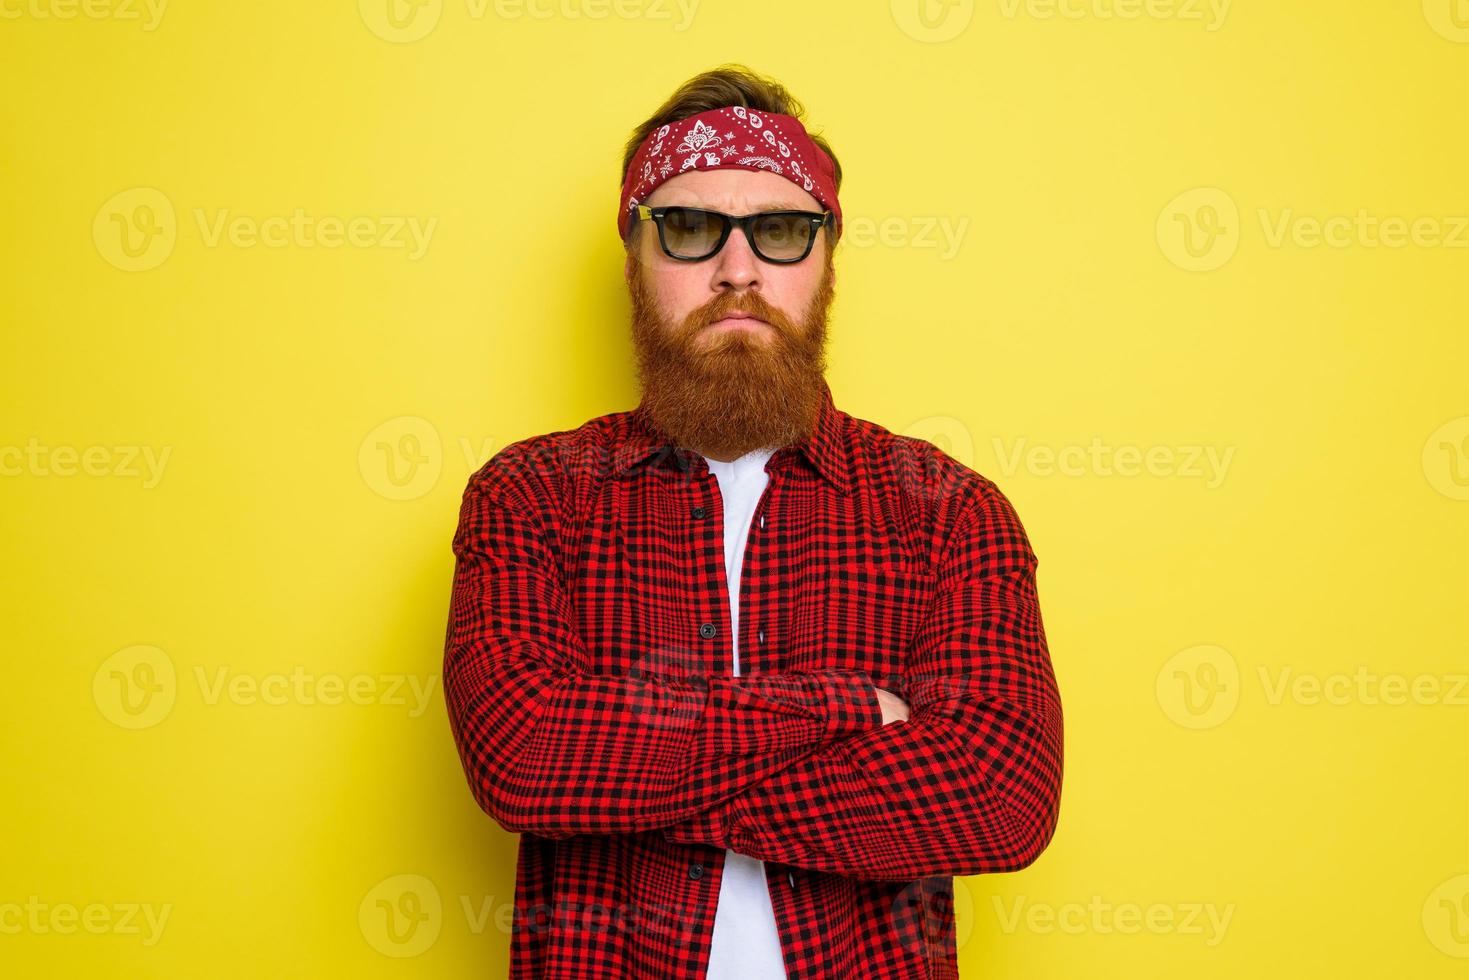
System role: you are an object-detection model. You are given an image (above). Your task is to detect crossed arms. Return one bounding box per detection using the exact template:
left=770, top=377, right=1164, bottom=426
left=442, top=454, right=1063, bottom=882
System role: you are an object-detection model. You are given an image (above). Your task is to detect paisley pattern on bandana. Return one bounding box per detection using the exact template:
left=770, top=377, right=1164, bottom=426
left=618, top=105, right=842, bottom=242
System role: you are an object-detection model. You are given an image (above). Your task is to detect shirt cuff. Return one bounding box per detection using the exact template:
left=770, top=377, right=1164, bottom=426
left=821, top=669, right=884, bottom=741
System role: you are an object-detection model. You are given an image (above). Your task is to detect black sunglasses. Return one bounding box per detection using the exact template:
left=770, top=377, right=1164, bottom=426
left=630, top=204, right=833, bottom=264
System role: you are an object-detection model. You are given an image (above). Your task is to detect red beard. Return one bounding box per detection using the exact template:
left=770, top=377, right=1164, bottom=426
left=626, top=246, right=837, bottom=461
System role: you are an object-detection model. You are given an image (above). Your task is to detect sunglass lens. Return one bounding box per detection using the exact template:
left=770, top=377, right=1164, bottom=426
left=751, top=214, right=813, bottom=260
left=662, top=208, right=725, bottom=259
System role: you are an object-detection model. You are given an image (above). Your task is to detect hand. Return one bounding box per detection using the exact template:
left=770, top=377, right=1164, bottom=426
left=874, top=686, right=910, bottom=726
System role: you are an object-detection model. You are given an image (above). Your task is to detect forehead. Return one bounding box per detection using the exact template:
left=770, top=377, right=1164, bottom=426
left=644, top=168, right=822, bottom=212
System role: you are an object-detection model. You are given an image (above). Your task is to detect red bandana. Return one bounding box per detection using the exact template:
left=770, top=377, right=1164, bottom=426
left=617, top=105, right=842, bottom=243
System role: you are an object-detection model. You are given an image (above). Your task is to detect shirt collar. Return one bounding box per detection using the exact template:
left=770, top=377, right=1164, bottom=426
left=614, top=378, right=852, bottom=496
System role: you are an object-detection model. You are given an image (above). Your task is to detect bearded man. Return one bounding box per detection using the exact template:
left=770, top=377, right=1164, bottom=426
left=443, top=65, right=1064, bottom=979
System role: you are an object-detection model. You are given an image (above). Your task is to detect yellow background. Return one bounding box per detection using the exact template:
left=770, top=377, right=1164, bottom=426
left=3, top=0, right=1467, bottom=976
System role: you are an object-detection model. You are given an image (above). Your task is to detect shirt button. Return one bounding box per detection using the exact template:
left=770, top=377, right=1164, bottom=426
left=691, top=506, right=707, bottom=519
left=698, top=622, right=717, bottom=639
left=689, top=863, right=704, bottom=880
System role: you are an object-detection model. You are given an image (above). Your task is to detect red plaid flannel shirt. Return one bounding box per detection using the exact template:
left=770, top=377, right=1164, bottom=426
left=443, top=379, right=1063, bottom=978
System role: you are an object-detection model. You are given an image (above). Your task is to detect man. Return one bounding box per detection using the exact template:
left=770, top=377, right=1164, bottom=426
left=443, top=66, right=1063, bottom=979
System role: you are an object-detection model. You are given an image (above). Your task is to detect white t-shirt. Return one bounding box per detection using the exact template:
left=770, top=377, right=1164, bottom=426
left=699, top=445, right=788, bottom=979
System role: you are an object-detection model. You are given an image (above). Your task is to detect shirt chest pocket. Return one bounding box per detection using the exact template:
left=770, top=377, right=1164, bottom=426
left=820, top=560, right=934, bottom=682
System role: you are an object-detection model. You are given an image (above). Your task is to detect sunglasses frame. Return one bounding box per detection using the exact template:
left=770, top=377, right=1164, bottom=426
left=631, top=204, right=833, bottom=264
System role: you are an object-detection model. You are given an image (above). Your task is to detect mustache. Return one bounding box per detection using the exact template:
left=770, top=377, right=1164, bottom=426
left=688, top=294, right=785, bottom=332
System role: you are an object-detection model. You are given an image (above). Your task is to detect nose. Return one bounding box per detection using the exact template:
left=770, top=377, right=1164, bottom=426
left=709, top=222, right=762, bottom=293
